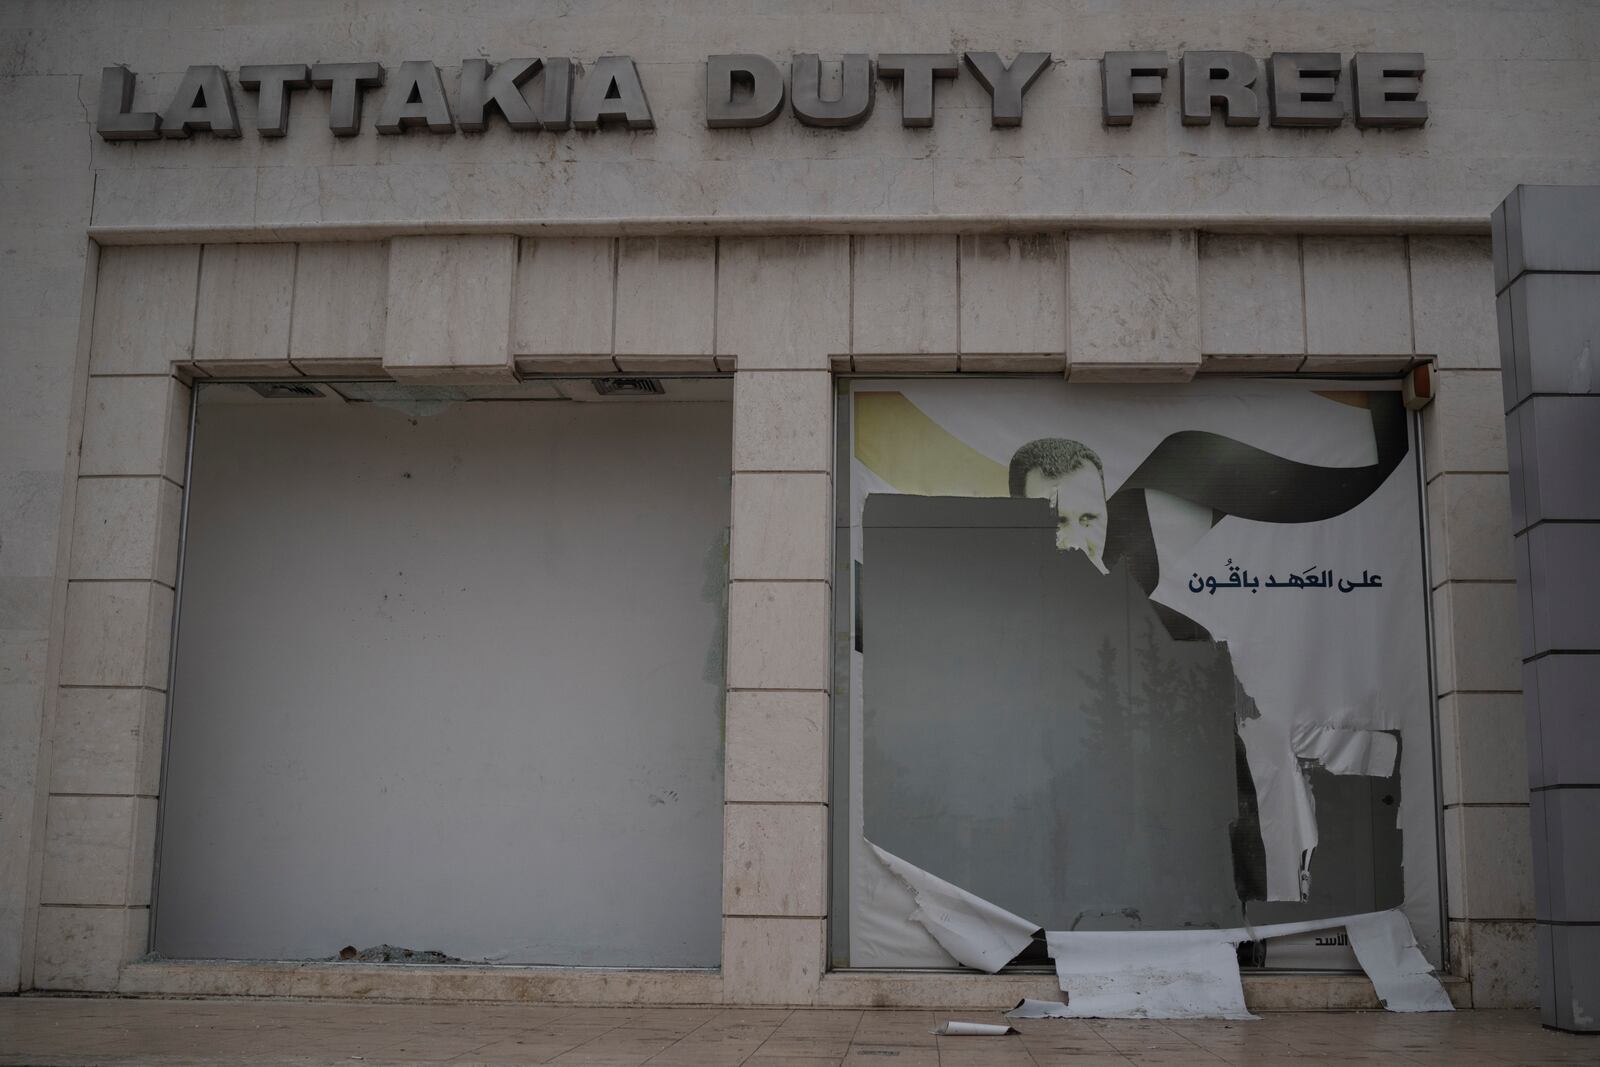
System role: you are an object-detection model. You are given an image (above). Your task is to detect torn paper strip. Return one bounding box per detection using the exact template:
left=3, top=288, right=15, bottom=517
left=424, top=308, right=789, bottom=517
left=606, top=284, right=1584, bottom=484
left=1046, top=929, right=1256, bottom=1021
left=1238, top=717, right=1319, bottom=901
left=850, top=833, right=961, bottom=968
left=867, top=841, right=1039, bottom=973
left=1005, top=998, right=1073, bottom=1020
left=1239, top=720, right=1399, bottom=902
left=1292, top=723, right=1399, bottom=777
left=1344, top=910, right=1456, bottom=1012
left=1043, top=911, right=1451, bottom=1020
left=1245, top=912, right=1450, bottom=1012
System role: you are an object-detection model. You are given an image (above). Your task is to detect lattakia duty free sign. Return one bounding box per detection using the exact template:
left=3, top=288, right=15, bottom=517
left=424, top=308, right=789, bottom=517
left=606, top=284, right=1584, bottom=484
left=97, top=50, right=1427, bottom=140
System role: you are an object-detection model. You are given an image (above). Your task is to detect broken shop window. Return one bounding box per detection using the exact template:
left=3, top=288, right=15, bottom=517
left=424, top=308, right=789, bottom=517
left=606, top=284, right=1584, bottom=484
left=830, top=379, right=1442, bottom=996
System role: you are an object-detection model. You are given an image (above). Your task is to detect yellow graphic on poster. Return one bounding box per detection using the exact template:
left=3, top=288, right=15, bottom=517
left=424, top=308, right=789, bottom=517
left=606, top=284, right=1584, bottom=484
left=853, top=391, right=1006, bottom=498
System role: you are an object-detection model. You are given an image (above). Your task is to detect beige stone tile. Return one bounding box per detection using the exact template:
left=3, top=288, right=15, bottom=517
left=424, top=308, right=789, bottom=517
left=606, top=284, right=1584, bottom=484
left=40, top=794, right=139, bottom=906
left=1299, top=352, right=1417, bottom=374
left=48, top=686, right=164, bottom=796
left=1068, top=230, right=1200, bottom=379
left=384, top=235, right=516, bottom=378
left=289, top=240, right=389, bottom=373
left=613, top=353, right=719, bottom=373
left=1431, top=581, right=1521, bottom=696
left=513, top=237, right=616, bottom=358
left=193, top=243, right=296, bottom=373
left=1439, top=695, right=1531, bottom=808
left=934, top=1041, right=1037, bottom=1066
left=516, top=353, right=620, bottom=375
left=89, top=245, right=201, bottom=376
left=380, top=1031, right=519, bottom=1061
left=722, top=917, right=826, bottom=1005
left=1426, top=473, right=1515, bottom=585
left=615, top=237, right=716, bottom=356
left=849, top=353, right=960, bottom=372
left=1199, top=234, right=1305, bottom=356
left=548, top=1029, right=685, bottom=1063
left=1449, top=920, right=1539, bottom=1009
left=726, top=581, right=829, bottom=692
left=772, top=1009, right=861, bottom=1033
left=731, top=472, right=830, bottom=582
left=60, top=580, right=174, bottom=689
left=1445, top=805, right=1535, bottom=921
left=732, top=371, right=832, bottom=473
left=718, top=236, right=849, bottom=370
left=1303, top=236, right=1412, bottom=357
left=1423, top=370, right=1510, bottom=479
left=1069, top=361, right=1199, bottom=382
left=78, top=375, right=191, bottom=483
left=724, top=803, right=827, bottom=917
left=690, top=1008, right=792, bottom=1035
left=646, top=1047, right=760, bottom=1067
left=851, top=1010, right=936, bottom=1042
left=129, top=796, right=158, bottom=902
left=69, top=476, right=182, bottom=586
left=1410, top=236, right=1499, bottom=369
left=725, top=690, right=828, bottom=804
left=957, top=353, right=1068, bottom=372
left=958, top=233, right=1066, bottom=355
left=1198, top=353, right=1304, bottom=373
left=756, top=1034, right=852, bottom=1056
left=852, top=235, right=958, bottom=354
left=31, top=905, right=130, bottom=991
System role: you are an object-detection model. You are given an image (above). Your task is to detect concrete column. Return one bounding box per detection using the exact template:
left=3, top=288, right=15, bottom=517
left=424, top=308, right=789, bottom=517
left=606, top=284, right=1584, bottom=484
left=1493, top=184, right=1600, bottom=1033
left=1411, top=237, right=1535, bottom=1005
left=718, top=237, right=847, bottom=1003
left=35, top=245, right=198, bottom=991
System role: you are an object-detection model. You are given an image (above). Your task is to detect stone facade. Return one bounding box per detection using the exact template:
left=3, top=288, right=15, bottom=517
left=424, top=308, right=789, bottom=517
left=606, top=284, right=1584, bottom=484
left=5, top=0, right=1596, bottom=1008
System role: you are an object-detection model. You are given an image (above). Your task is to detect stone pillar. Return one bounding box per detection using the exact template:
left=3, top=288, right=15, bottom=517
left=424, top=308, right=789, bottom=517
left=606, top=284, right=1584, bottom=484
left=1493, top=184, right=1600, bottom=1033
left=36, top=244, right=198, bottom=990
left=1412, top=237, right=1533, bottom=1003
left=718, top=237, right=848, bottom=1003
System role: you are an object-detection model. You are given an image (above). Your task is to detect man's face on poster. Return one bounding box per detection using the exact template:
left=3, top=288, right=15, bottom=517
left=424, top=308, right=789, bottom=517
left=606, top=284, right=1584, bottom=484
left=1024, top=463, right=1109, bottom=573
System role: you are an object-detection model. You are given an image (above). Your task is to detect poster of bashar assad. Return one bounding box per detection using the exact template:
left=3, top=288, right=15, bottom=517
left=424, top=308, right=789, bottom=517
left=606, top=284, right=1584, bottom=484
left=841, top=378, right=1438, bottom=971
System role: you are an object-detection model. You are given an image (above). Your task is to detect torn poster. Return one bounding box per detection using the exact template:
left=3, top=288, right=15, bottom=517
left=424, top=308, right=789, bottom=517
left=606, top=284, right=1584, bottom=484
left=1292, top=723, right=1399, bottom=777
left=1343, top=910, right=1456, bottom=1012
left=1045, top=910, right=1453, bottom=1019
left=850, top=835, right=961, bottom=969
left=868, top=839, right=1450, bottom=1017
left=845, top=379, right=1439, bottom=967
left=866, top=842, right=1039, bottom=973
left=1045, top=930, right=1256, bottom=1021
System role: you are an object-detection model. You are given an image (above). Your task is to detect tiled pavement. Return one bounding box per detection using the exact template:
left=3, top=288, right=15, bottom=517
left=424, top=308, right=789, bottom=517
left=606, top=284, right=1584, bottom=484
left=1, top=999, right=1596, bottom=1066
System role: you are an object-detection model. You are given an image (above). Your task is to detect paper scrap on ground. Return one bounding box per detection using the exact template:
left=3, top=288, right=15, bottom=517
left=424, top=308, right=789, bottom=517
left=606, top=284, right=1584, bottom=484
left=1292, top=723, right=1399, bottom=777
left=933, top=1021, right=1018, bottom=1036
left=1004, top=998, right=1074, bottom=1019
left=1343, top=910, right=1456, bottom=1012
left=1046, top=930, right=1256, bottom=1021
left=867, top=842, right=1039, bottom=973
